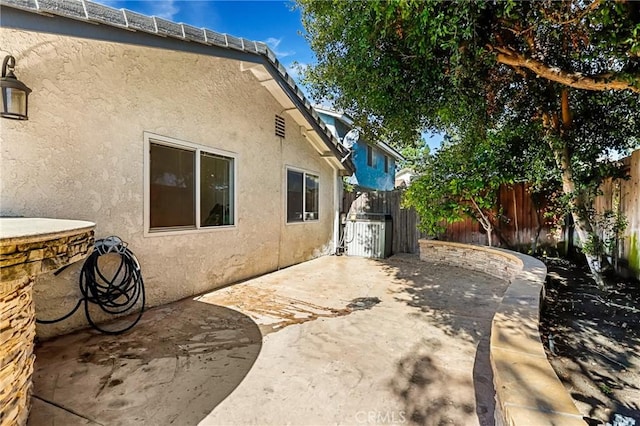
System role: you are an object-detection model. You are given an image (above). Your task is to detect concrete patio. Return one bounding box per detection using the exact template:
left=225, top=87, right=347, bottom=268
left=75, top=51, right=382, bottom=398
left=28, top=254, right=509, bottom=426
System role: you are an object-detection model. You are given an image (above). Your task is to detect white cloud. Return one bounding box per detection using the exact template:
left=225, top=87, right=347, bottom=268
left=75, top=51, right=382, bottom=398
left=265, top=37, right=281, bottom=48
left=94, top=1, right=179, bottom=21
left=148, top=1, right=179, bottom=20
left=96, top=0, right=121, bottom=7
left=264, top=37, right=295, bottom=58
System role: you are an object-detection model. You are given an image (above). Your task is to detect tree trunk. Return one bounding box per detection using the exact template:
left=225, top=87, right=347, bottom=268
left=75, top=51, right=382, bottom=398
left=492, top=218, right=514, bottom=249
left=512, top=186, right=520, bottom=247
left=531, top=202, right=543, bottom=255
left=545, top=90, right=605, bottom=287
left=469, top=196, right=493, bottom=247
left=557, top=153, right=605, bottom=288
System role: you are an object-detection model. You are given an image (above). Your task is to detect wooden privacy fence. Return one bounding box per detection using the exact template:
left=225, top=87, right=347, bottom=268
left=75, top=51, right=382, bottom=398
left=441, top=183, right=558, bottom=250
left=593, top=150, right=640, bottom=278
left=344, top=148, right=638, bottom=276
left=343, top=184, right=558, bottom=255
left=342, top=190, right=421, bottom=254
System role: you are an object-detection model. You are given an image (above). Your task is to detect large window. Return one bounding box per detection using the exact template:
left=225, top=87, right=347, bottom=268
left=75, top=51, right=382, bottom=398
left=145, top=133, right=235, bottom=233
left=287, top=169, right=319, bottom=222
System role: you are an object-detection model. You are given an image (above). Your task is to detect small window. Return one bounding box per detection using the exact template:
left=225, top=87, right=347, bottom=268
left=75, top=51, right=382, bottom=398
left=384, top=155, right=389, bottom=173
left=146, top=134, right=235, bottom=233
left=367, top=145, right=373, bottom=167
left=287, top=169, right=319, bottom=222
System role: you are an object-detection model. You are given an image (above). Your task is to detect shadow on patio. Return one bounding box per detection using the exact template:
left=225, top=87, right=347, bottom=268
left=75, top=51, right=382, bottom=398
left=29, top=254, right=520, bottom=426
left=379, top=255, right=508, bottom=426
left=28, top=298, right=262, bottom=426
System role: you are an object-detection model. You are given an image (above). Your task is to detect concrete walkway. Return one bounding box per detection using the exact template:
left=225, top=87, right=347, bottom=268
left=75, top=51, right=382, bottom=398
left=28, top=255, right=509, bottom=426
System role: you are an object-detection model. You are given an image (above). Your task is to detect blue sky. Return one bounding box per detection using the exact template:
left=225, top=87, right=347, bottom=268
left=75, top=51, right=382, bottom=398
left=96, top=0, right=443, bottom=151
left=98, top=1, right=312, bottom=79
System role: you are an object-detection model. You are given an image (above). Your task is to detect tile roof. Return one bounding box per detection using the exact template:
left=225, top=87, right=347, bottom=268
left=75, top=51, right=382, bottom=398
left=0, top=0, right=354, bottom=173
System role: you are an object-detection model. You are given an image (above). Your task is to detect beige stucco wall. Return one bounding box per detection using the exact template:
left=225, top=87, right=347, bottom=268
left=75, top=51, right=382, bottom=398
left=0, top=29, right=339, bottom=338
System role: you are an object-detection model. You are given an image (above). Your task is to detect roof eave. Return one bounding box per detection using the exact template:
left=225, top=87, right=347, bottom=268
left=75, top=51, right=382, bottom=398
left=376, top=141, right=405, bottom=162
left=0, top=0, right=355, bottom=174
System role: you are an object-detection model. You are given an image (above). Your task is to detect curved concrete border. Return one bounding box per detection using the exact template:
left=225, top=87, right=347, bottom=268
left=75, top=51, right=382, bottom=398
left=418, top=240, right=586, bottom=426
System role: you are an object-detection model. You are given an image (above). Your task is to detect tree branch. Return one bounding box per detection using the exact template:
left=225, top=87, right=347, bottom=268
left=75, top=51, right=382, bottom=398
left=468, top=196, right=489, bottom=228
left=552, top=0, right=602, bottom=26
left=494, top=50, right=640, bottom=93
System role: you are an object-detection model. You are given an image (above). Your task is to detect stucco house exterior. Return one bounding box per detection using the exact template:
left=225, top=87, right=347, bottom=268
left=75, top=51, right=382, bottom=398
left=0, top=0, right=354, bottom=337
left=395, top=168, right=416, bottom=188
left=316, top=107, right=404, bottom=191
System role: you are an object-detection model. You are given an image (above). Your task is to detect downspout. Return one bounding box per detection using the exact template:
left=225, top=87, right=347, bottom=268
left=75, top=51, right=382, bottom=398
left=278, top=135, right=284, bottom=270
left=332, top=164, right=341, bottom=254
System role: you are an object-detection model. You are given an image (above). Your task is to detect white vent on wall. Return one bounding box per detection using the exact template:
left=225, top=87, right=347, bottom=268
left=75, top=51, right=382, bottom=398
left=275, top=115, right=285, bottom=138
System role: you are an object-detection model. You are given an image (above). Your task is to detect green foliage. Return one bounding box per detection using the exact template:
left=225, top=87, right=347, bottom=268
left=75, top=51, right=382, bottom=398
left=298, top=0, right=640, bottom=145
left=403, top=131, right=515, bottom=236
left=581, top=208, right=628, bottom=267
left=298, top=0, right=640, bottom=257
left=399, top=140, right=431, bottom=172
left=630, top=234, right=639, bottom=271
left=297, top=0, right=493, bottom=144
left=342, top=178, right=355, bottom=193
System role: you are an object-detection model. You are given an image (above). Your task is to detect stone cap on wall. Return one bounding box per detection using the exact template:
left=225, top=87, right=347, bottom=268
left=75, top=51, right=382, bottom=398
left=1, top=218, right=95, bottom=282
left=1, top=218, right=95, bottom=244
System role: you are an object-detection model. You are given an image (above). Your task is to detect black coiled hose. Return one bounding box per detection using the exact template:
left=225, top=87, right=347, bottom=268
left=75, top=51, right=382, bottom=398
left=36, top=236, right=145, bottom=335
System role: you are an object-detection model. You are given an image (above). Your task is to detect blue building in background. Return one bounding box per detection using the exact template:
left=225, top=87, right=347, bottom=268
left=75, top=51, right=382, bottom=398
left=316, top=108, right=404, bottom=191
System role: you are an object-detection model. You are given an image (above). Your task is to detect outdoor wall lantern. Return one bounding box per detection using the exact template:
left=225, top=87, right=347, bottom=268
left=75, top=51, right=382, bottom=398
left=1, top=55, right=32, bottom=120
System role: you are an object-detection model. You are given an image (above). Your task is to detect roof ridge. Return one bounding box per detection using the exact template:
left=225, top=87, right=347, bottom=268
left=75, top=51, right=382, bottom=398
left=0, top=0, right=351, bottom=165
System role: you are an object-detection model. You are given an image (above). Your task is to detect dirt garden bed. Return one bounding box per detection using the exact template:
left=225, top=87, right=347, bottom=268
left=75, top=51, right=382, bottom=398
left=539, top=257, right=640, bottom=425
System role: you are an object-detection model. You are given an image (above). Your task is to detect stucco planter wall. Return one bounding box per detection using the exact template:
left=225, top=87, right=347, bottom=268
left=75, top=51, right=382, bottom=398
left=418, top=240, right=586, bottom=426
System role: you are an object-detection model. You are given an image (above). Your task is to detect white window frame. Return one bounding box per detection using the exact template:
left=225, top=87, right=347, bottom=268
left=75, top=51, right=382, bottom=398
left=143, top=132, right=238, bottom=237
left=285, top=166, right=320, bottom=225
